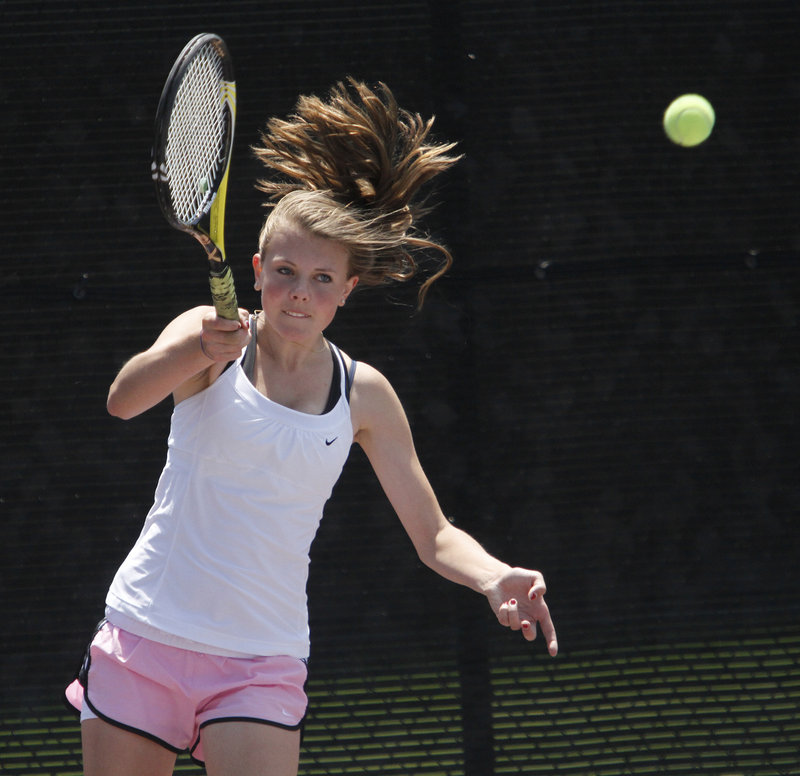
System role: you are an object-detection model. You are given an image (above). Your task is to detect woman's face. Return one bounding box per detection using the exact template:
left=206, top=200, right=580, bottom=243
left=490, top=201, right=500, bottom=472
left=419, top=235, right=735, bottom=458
left=252, top=225, right=358, bottom=343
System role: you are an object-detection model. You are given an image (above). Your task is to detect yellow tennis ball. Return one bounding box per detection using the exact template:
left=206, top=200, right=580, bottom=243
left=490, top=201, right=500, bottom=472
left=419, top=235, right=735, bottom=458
left=663, top=94, right=715, bottom=147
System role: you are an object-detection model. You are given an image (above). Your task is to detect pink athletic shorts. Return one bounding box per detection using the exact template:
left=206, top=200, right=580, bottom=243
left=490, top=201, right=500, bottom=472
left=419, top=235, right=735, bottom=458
left=65, top=621, right=308, bottom=763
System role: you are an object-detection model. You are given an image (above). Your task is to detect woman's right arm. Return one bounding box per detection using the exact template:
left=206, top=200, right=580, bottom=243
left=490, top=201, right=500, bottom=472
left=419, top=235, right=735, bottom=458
left=106, top=305, right=250, bottom=419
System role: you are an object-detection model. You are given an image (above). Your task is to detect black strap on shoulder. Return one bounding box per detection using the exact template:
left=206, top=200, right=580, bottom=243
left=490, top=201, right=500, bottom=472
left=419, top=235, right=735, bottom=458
left=322, top=348, right=341, bottom=414
left=345, top=356, right=357, bottom=401
left=241, top=314, right=258, bottom=380
left=328, top=343, right=357, bottom=406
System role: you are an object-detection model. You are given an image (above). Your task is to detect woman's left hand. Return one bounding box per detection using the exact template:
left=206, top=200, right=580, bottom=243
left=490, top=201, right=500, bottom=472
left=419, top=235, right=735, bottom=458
left=487, top=566, right=558, bottom=656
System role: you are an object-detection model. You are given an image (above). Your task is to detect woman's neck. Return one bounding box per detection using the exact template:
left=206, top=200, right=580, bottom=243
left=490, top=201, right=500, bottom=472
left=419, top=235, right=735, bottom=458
left=254, top=311, right=328, bottom=370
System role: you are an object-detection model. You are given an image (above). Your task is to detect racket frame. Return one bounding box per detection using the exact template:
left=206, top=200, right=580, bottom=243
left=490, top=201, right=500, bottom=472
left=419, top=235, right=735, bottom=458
left=151, top=33, right=239, bottom=319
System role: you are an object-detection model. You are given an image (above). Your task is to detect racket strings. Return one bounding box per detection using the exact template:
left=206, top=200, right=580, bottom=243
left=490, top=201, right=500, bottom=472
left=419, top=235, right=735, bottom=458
left=165, top=45, right=231, bottom=224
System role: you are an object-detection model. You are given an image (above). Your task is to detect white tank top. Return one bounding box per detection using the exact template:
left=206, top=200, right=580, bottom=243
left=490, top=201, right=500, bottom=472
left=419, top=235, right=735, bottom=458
left=106, top=341, right=354, bottom=658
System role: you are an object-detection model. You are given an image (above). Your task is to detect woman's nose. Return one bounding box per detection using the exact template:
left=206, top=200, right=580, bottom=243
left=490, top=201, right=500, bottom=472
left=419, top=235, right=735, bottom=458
left=290, top=279, right=310, bottom=300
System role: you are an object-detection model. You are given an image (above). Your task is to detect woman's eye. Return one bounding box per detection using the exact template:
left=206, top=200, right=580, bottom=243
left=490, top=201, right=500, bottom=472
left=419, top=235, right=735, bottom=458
left=276, top=267, right=293, bottom=276
left=317, top=274, right=332, bottom=283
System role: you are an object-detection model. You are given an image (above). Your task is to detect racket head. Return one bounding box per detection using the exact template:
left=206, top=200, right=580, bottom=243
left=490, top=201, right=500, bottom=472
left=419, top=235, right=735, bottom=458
left=151, top=33, right=236, bottom=259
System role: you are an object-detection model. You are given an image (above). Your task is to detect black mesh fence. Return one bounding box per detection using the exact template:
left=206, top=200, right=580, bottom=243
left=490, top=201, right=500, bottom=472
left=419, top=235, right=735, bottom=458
left=3, top=630, right=799, bottom=774
left=2, top=0, right=799, bottom=773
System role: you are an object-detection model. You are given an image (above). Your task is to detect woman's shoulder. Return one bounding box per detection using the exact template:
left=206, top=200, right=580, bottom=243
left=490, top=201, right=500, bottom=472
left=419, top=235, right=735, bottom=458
left=332, top=349, right=388, bottom=393
left=325, top=341, right=405, bottom=414
left=343, top=355, right=407, bottom=438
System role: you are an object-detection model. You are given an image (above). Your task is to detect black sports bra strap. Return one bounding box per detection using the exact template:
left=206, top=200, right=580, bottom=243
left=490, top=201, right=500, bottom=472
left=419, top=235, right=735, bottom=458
left=345, top=356, right=357, bottom=401
left=321, top=348, right=340, bottom=414
left=242, top=321, right=257, bottom=380
left=329, top=343, right=357, bottom=406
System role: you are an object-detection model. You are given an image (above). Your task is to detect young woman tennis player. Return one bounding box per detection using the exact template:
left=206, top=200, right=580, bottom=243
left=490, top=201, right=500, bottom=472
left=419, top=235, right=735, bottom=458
left=67, top=80, right=558, bottom=776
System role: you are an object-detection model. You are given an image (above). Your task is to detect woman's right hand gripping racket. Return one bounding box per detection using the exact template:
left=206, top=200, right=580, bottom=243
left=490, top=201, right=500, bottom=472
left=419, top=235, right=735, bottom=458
left=151, top=33, right=239, bottom=320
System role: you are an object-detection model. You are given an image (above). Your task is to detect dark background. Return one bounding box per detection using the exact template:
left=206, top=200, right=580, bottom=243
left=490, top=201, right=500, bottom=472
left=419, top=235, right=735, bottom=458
left=2, top=0, right=798, bottom=772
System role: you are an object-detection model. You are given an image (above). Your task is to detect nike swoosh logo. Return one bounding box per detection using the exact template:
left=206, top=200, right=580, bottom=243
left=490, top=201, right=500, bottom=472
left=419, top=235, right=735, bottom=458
left=325, top=437, right=338, bottom=446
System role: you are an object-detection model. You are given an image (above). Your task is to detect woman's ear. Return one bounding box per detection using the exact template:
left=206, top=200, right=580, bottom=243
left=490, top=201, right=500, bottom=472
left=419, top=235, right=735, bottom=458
left=252, top=253, right=263, bottom=290
left=340, top=276, right=359, bottom=306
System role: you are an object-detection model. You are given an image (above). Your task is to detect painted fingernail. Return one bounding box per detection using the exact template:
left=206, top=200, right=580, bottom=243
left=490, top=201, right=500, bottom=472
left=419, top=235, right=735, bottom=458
left=522, top=622, right=531, bottom=630
left=509, top=599, right=517, bottom=606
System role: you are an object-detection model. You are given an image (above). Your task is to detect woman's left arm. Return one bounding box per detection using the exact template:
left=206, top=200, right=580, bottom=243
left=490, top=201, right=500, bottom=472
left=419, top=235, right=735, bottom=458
left=352, top=363, right=558, bottom=656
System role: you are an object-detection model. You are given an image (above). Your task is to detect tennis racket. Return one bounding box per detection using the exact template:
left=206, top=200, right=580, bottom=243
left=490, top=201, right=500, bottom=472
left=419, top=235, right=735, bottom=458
left=151, top=33, right=239, bottom=320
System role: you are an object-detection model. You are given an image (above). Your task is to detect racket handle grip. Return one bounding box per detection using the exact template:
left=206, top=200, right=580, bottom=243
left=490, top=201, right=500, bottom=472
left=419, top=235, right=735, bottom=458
left=208, top=261, right=239, bottom=321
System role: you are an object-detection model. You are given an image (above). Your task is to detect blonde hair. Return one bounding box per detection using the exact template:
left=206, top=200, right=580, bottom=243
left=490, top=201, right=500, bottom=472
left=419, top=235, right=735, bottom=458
left=252, top=79, right=461, bottom=305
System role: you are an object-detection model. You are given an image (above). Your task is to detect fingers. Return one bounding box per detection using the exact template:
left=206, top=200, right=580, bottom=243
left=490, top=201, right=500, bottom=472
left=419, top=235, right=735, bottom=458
left=536, top=599, right=559, bottom=657
left=199, top=308, right=251, bottom=361
left=521, top=619, right=537, bottom=642
left=498, top=598, right=543, bottom=645
left=203, top=307, right=250, bottom=332
left=497, top=594, right=558, bottom=655
left=492, top=567, right=558, bottom=656
left=498, top=598, right=534, bottom=637
left=497, top=598, right=521, bottom=630
left=527, top=574, right=547, bottom=602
